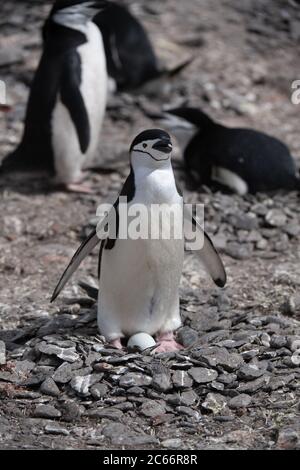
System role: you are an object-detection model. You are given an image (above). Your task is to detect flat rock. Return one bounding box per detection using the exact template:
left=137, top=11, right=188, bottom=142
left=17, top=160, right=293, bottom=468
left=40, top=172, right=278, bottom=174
left=193, top=347, right=244, bottom=371
left=0, top=340, right=6, bottom=365
left=176, top=406, right=201, bottom=421
left=172, top=370, right=193, bottom=389
left=276, top=428, right=299, bottom=450
left=188, top=367, right=218, bottom=384
left=177, top=326, right=199, bottom=347
left=270, top=335, right=287, bottom=349
left=161, top=438, right=183, bottom=449
left=119, top=372, right=152, bottom=388
left=237, top=375, right=269, bottom=394
left=44, top=424, right=70, bottom=436
left=151, top=365, right=172, bottom=392
left=139, top=400, right=166, bottom=418
left=201, top=393, right=228, bottom=414
left=86, top=407, right=123, bottom=421
left=70, top=373, right=103, bottom=397
left=59, top=400, right=84, bottom=422
left=90, top=382, right=109, bottom=399
left=265, top=209, right=287, bottom=227
left=228, top=393, right=252, bottom=409
left=237, top=364, right=264, bottom=381
left=102, top=423, right=158, bottom=446
left=40, top=377, right=60, bottom=397
left=36, top=342, right=79, bottom=363
left=33, top=404, right=62, bottom=419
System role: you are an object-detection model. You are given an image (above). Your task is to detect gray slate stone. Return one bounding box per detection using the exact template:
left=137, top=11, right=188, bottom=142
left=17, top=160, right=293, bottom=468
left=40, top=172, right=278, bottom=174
left=33, top=404, right=62, bottom=419
left=177, top=326, right=199, bottom=347
left=44, top=424, right=70, bottom=436
left=193, top=347, right=244, bottom=371
left=37, top=341, right=79, bottom=363
left=90, top=382, right=109, bottom=399
left=0, top=341, right=6, bottom=365
left=237, top=375, right=269, bottom=394
left=237, top=364, right=264, bottom=381
left=102, top=423, right=158, bottom=446
left=172, top=370, right=193, bottom=389
left=151, top=365, right=172, bottom=392
left=228, top=394, right=252, bottom=409
left=201, top=393, right=228, bottom=414
left=70, top=373, right=103, bottom=397
left=139, top=400, right=166, bottom=418
left=176, top=406, right=201, bottom=421
left=188, top=367, right=218, bottom=384
left=40, top=377, right=60, bottom=397
left=86, top=407, right=123, bottom=420
left=119, top=372, right=152, bottom=388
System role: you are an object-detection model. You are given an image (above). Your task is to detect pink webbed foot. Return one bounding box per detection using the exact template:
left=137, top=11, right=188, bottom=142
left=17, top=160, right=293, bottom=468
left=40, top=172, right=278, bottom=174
left=64, top=182, right=95, bottom=194
left=153, top=331, right=183, bottom=353
left=109, top=338, right=123, bottom=349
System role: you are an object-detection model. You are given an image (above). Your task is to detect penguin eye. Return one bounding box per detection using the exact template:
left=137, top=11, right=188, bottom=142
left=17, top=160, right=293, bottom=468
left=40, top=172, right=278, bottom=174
left=143, top=143, right=147, bottom=148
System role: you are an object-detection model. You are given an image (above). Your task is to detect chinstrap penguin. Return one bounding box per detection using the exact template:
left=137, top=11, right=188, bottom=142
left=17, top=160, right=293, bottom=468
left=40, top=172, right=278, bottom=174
left=93, top=2, right=192, bottom=91
left=1, top=0, right=108, bottom=193
left=51, top=129, right=226, bottom=353
left=157, top=107, right=300, bottom=195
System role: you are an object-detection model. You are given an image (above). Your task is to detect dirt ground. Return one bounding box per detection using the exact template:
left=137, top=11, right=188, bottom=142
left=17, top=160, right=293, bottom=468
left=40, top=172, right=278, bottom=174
left=0, top=0, right=299, bottom=450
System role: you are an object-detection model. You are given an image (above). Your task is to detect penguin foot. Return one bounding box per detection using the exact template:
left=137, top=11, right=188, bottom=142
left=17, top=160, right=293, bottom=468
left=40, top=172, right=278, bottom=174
left=154, top=331, right=183, bottom=353
left=64, top=182, right=95, bottom=194
left=109, top=338, right=123, bottom=349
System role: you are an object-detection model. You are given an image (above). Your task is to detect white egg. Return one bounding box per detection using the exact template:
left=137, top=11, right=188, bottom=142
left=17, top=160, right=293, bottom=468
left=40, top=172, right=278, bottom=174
left=127, top=332, right=156, bottom=351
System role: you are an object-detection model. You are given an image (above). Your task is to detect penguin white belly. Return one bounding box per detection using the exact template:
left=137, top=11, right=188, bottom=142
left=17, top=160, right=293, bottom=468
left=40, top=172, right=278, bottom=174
left=52, top=22, right=107, bottom=183
left=98, top=237, right=184, bottom=340
left=98, top=173, right=184, bottom=341
left=79, top=22, right=107, bottom=167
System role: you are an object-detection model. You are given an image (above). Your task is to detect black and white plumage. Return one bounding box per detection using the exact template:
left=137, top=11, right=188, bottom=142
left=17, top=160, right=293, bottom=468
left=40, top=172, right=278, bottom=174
left=1, top=0, right=108, bottom=191
left=51, top=129, right=226, bottom=352
left=93, top=2, right=191, bottom=91
left=159, top=107, right=300, bottom=194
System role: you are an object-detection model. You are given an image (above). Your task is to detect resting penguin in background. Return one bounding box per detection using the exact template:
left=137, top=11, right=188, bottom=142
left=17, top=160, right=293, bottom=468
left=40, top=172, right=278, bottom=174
left=93, top=2, right=191, bottom=91
left=1, top=0, right=108, bottom=193
left=158, top=107, right=300, bottom=195
left=51, top=129, right=226, bottom=352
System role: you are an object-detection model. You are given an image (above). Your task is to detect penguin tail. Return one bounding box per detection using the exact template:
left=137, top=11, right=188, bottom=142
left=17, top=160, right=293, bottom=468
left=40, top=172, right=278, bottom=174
left=164, top=107, right=215, bottom=129
left=162, top=55, right=195, bottom=78
left=78, top=281, right=98, bottom=300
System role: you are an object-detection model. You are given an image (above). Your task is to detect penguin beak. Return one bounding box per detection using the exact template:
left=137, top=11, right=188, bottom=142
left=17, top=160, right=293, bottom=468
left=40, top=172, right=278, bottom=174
left=152, top=140, right=172, bottom=154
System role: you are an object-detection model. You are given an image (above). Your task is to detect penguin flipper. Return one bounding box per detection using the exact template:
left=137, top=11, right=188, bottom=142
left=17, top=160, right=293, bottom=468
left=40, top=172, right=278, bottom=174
left=60, top=51, right=90, bottom=154
left=184, top=206, right=226, bottom=287
left=50, top=228, right=100, bottom=302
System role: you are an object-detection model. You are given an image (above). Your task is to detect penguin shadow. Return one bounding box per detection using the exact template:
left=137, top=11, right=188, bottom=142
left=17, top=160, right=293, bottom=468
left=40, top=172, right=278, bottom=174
left=0, top=174, right=53, bottom=196
left=0, top=165, right=126, bottom=197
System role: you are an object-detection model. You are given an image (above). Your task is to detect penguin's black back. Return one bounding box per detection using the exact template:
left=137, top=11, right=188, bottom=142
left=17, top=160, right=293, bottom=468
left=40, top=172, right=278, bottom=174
left=170, top=108, right=299, bottom=193
left=188, top=125, right=298, bottom=193
left=93, top=3, right=159, bottom=90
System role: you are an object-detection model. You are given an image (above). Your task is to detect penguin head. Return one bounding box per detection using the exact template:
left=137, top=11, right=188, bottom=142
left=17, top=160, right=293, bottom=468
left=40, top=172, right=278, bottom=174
left=51, top=0, right=107, bottom=30
left=130, top=129, right=173, bottom=169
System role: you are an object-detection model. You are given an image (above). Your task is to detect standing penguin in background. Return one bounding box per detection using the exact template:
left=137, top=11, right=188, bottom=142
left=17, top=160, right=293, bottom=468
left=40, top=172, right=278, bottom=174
left=93, top=2, right=192, bottom=91
left=51, top=129, right=226, bottom=352
left=1, top=0, right=108, bottom=193
left=157, top=107, right=300, bottom=195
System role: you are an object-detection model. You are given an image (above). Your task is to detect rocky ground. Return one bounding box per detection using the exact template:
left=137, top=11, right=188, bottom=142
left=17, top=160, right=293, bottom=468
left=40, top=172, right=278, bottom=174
left=0, top=0, right=300, bottom=450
